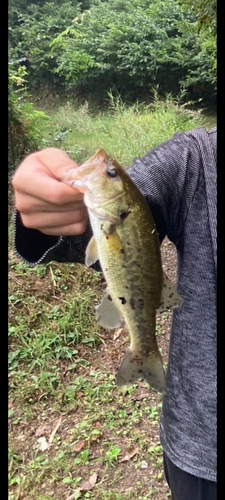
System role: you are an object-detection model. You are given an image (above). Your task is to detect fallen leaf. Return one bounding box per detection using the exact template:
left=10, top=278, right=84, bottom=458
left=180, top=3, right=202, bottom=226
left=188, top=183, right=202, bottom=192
left=35, top=425, right=50, bottom=438
left=76, top=391, right=84, bottom=398
left=73, top=440, right=86, bottom=453
left=132, top=392, right=150, bottom=401
left=119, top=447, right=138, bottom=462
left=80, top=472, right=98, bottom=492
left=113, top=328, right=124, bottom=340
left=126, top=408, right=133, bottom=415
left=8, top=400, right=14, bottom=410
left=49, top=416, right=62, bottom=444
left=65, top=472, right=98, bottom=500
left=65, top=490, right=80, bottom=500
left=16, top=435, right=25, bottom=441
left=49, top=265, right=57, bottom=287
left=37, top=436, right=49, bottom=452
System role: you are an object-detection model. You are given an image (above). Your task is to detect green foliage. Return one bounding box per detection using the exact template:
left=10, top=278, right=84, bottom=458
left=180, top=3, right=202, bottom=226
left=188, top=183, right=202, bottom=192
left=179, top=0, right=216, bottom=34
left=181, top=35, right=217, bottom=98
left=8, top=60, right=49, bottom=174
left=37, top=90, right=212, bottom=169
left=50, top=0, right=217, bottom=105
left=8, top=1, right=81, bottom=91
left=8, top=0, right=216, bottom=108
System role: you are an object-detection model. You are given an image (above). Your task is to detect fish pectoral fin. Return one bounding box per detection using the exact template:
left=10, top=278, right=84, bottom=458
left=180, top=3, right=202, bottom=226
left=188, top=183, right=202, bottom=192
left=115, top=349, right=166, bottom=392
left=158, top=271, right=182, bottom=312
left=85, top=236, right=99, bottom=267
left=95, top=291, right=122, bottom=329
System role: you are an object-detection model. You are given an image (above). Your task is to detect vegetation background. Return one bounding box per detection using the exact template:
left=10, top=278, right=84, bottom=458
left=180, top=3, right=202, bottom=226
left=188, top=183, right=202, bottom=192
left=8, top=1, right=216, bottom=499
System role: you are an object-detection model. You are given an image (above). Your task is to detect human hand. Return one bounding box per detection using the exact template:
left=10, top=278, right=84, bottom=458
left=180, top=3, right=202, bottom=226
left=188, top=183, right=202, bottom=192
left=12, top=148, right=89, bottom=236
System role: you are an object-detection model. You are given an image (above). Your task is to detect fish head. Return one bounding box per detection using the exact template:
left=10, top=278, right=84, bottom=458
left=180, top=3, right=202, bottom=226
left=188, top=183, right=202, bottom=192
left=63, top=149, right=137, bottom=221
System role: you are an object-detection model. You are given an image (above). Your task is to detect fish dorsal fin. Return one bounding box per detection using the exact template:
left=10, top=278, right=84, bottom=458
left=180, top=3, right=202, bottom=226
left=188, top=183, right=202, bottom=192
left=95, top=291, right=122, bottom=329
left=158, top=271, right=182, bottom=312
left=85, top=236, right=99, bottom=267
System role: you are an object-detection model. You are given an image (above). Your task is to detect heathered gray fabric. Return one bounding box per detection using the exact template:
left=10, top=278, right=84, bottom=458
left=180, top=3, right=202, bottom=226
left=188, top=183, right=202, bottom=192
left=14, top=127, right=217, bottom=481
left=127, top=127, right=217, bottom=482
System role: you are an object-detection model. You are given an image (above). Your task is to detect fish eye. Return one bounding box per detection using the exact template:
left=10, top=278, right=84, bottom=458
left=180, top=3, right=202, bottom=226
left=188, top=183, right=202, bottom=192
left=106, top=167, right=118, bottom=178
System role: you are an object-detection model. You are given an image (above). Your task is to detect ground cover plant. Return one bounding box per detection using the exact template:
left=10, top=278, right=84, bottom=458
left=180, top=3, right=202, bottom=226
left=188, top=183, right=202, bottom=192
left=8, top=97, right=216, bottom=500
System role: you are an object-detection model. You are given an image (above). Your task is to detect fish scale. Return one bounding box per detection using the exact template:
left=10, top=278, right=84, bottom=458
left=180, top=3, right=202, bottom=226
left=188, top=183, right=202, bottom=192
left=90, top=211, right=161, bottom=347
left=63, top=149, right=182, bottom=392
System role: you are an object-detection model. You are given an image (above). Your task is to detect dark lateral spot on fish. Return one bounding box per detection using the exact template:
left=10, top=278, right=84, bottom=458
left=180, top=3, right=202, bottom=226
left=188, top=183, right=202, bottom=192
left=101, top=224, right=104, bottom=230
left=120, top=248, right=125, bottom=254
left=130, top=298, right=135, bottom=310
left=119, top=297, right=126, bottom=305
left=108, top=224, right=116, bottom=234
left=106, top=236, right=109, bottom=240
left=138, top=369, right=143, bottom=373
left=120, top=210, right=131, bottom=221
left=107, top=294, right=112, bottom=301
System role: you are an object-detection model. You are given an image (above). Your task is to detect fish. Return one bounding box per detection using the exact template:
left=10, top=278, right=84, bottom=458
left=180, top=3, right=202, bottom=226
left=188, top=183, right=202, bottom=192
left=63, top=149, right=182, bottom=392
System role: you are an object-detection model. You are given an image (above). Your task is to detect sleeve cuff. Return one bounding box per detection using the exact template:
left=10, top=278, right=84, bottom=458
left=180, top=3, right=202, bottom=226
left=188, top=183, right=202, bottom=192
left=13, top=210, right=63, bottom=265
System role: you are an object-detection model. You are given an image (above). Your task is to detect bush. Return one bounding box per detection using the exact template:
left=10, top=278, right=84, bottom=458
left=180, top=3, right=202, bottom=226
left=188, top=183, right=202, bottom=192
left=8, top=61, right=49, bottom=174
left=8, top=0, right=217, bottom=107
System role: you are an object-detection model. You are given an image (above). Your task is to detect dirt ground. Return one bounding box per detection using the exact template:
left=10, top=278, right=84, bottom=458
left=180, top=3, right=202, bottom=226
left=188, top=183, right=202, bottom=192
left=9, top=238, right=177, bottom=500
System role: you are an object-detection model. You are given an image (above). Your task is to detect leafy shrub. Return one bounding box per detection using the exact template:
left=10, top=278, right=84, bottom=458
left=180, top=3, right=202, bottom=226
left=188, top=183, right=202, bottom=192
left=8, top=59, right=49, bottom=174
left=8, top=0, right=216, bottom=107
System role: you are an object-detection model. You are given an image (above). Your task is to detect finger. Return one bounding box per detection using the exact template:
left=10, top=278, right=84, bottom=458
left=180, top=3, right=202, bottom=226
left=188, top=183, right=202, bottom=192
left=14, top=191, right=86, bottom=214
left=13, top=169, right=84, bottom=206
left=40, top=221, right=89, bottom=236
left=20, top=207, right=88, bottom=230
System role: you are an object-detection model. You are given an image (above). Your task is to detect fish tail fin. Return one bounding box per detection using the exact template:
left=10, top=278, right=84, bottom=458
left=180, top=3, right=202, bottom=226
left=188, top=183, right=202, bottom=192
left=115, top=348, right=165, bottom=393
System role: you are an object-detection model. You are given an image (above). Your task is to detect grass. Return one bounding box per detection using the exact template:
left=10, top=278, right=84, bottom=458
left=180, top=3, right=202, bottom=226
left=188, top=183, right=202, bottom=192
left=8, top=95, right=216, bottom=500
left=38, top=91, right=216, bottom=165
left=9, top=246, right=166, bottom=499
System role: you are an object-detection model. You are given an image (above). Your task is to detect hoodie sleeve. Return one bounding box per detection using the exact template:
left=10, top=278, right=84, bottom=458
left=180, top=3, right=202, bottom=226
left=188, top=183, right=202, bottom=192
left=13, top=209, right=101, bottom=271
left=127, top=129, right=202, bottom=245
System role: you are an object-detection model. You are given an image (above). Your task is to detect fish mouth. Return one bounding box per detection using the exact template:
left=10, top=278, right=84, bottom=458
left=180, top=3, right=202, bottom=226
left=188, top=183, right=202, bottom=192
left=63, top=166, right=102, bottom=193
left=63, top=150, right=108, bottom=192
left=64, top=166, right=124, bottom=210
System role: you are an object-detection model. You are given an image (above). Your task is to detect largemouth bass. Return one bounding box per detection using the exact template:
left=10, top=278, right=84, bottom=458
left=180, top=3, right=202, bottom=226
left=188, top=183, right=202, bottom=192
left=63, top=150, right=181, bottom=392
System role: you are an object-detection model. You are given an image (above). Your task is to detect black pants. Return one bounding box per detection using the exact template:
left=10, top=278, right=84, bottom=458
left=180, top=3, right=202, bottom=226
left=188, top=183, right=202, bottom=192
left=163, top=452, right=217, bottom=500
